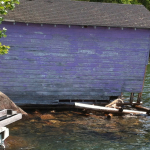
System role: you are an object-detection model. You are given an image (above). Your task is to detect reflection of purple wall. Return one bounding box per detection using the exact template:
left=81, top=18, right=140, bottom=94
left=0, top=22, right=149, bottom=104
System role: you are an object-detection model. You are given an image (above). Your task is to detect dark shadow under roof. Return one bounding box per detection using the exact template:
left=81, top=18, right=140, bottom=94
left=3, top=0, right=150, bottom=28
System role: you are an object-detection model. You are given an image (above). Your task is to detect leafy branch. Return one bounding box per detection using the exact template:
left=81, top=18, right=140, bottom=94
left=0, top=0, right=19, bottom=55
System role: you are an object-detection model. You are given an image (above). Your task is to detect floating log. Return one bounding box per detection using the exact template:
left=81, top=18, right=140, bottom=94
left=134, top=105, right=150, bottom=114
left=0, top=92, right=27, bottom=116
left=75, top=103, right=147, bottom=115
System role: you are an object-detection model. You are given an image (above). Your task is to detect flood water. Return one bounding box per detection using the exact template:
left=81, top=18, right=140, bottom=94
left=5, top=60, right=150, bottom=150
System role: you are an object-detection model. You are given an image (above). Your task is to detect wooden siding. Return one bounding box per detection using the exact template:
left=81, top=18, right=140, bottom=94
left=0, top=22, right=149, bottom=105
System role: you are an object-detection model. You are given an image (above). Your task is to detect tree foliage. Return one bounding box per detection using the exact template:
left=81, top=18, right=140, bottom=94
left=77, top=0, right=150, bottom=10
left=0, top=0, right=19, bottom=55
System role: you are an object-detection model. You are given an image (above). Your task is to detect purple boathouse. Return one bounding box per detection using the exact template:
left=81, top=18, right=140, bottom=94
left=0, top=0, right=150, bottom=105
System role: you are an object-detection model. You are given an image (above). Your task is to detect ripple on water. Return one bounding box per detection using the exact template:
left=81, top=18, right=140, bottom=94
left=3, top=109, right=150, bottom=150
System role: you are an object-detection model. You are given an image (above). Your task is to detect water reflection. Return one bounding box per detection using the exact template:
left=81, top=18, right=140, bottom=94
left=5, top=60, right=150, bottom=150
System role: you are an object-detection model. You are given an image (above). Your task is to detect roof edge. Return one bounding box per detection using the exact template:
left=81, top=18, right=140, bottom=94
left=3, top=21, right=150, bottom=29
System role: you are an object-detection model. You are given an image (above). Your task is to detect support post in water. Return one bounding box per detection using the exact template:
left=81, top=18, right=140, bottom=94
left=136, top=65, right=147, bottom=104
left=137, top=93, right=142, bottom=104
left=130, top=93, right=134, bottom=104
left=118, top=93, right=123, bottom=99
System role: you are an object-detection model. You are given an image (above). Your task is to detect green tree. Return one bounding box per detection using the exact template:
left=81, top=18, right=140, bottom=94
left=0, top=0, right=19, bottom=55
left=77, top=0, right=150, bottom=10
left=135, top=0, right=150, bottom=10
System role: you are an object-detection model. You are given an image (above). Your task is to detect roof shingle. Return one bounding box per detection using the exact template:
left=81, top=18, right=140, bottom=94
left=4, top=0, right=150, bottom=28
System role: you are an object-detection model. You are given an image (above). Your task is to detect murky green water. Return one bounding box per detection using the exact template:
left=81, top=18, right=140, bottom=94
left=5, top=61, right=150, bottom=150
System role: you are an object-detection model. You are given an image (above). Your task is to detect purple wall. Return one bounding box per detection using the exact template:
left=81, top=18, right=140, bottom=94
left=0, top=22, right=149, bottom=105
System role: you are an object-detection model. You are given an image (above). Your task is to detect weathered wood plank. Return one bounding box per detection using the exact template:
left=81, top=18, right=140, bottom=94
left=134, top=105, right=150, bottom=113
left=0, top=23, right=149, bottom=104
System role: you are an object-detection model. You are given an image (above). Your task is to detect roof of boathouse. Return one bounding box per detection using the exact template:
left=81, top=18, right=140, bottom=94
left=4, top=0, right=150, bottom=28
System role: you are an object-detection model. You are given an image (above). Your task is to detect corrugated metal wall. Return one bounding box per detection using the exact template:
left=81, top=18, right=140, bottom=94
left=0, top=22, right=149, bottom=105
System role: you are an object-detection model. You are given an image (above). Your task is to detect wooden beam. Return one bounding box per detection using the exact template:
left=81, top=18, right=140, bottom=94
left=137, top=93, right=142, bottom=103
left=75, top=103, right=147, bottom=115
left=130, top=93, right=134, bottom=104
left=134, top=105, right=150, bottom=113
left=137, top=65, right=147, bottom=103
left=118, top=93, right=123, bottom=99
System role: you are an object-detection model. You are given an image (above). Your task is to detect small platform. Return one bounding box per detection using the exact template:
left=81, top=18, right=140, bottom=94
left=0, top=109, right=22, bottom=149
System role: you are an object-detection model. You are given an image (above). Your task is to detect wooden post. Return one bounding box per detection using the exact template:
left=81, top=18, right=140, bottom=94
left=118, top=93, right=123, bottom=99
left=137, top=93, right=142, bottom=104
left=130, top=93, right=134, bottom=104
left=137, top=65, right=147, bottom=103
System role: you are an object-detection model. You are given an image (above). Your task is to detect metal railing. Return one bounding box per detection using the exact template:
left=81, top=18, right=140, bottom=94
left=0, top=109, right=22, bottom=149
